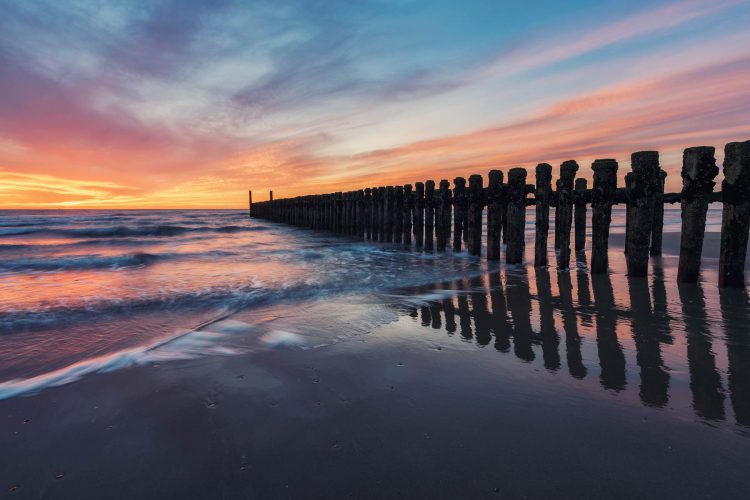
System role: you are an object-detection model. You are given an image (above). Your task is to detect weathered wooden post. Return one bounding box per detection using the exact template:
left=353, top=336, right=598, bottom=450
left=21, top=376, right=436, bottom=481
left=343, top=192, right=350, bottom=234
left=486, top=170, right=503, bottom=261
left=650, top=170, right=667, bottom=256
left=414, top=182, right=425, bottom=248
left=378, top=187, right=387, bottom=241
left=624, top=172, right=633, bottom=255
left=719, top=141, right=750, bottom=288
left=591, top=159, right=618, bottom=274
left=437, top=180, right=452, bottom=252
left=374, top=187, right=383, bottom=241
left=506, top=168, right=527, bottom=264
left=453, top=177, right=467, bottom=251
left=394, top=185, right=404, bottom=243
left=556, top=160, right=578, bottom=270
left=534, top=163, right=552, bottom=267
left=248, top=190, right=253, bottom=216
left=626, top=151, right=660, bottom=277
left=335, top=192, right=343, bottom=233
left=677, top=147, right=718, bottom=283
left=467, top=175, right=484, bottom=256
left=357, top=189, right=365, bottom=238
left=364, top=188, right=372, bottom=239
left=574, top=178, right=587, bottom=253
left=384, top=186, right=394, bottom=242
left=403, top=184, right=413, bottom=245
left=424, top=180, right=436, bottom=251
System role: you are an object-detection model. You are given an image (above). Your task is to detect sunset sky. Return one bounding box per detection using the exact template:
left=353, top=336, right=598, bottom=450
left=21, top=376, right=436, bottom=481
left=1, top=0, right=749, bottom=208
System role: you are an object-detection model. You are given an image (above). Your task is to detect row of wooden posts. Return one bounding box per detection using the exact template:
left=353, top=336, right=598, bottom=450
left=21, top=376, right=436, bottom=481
left=249, top=141, right=750, bottom=288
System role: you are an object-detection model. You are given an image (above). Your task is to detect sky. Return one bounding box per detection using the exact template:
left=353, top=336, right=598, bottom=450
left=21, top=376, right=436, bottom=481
left=0, top=0, right=749, bottom=208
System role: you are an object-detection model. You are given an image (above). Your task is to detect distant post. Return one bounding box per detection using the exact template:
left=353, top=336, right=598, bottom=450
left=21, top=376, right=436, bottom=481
left=626, top=151, right=660, bottom=277
left=486, top=170, right=503, bottom=261
left=384, top=187, right=395, bottom=242
left=677, top=147, right=718, bottom=283
left=437, top=180, right=452, bottom=252
left=425, top=180, right=436, bottom=251
left=534, top=163, right=552, bottom=267
left=364, top=188, right=372, bottom=240
left=556, top=160, right=578, bottom=270
left=414, top=182, right=425, bottom=248
left=591, top=159, right=618, bottom=274
left=467, top=175, right=484, bottom=256
left=378, top=187, right=387, bottom=241
left=394, top=185, right=404, bottom=243
left=506, top=168, right=527, bottom=264
left=719, top=141, right=750, bottom=287
left=650, top=170, right=667, bottom=256
left=453, top=177, right=467, bottom=251
left=403, top=184, right=413, bottom=245
left=574, top=178, right=587, bottom=253
left=248, top=190, right=253, bottom=216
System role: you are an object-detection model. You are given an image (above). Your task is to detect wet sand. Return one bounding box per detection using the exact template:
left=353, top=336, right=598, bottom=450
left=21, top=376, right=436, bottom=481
left=2, top=318, right=749, bottom=499
left=3, top=227, right=750, bottom=498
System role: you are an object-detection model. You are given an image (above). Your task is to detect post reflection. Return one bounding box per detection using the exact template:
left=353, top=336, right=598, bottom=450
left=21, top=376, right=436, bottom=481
left=628, top=276, right=670, bottom=407
left=398, top=265, right=750, bottom=430
left=469, top=275, right=492, bottom=347
left=489, top=273, right=512, bottom=352
left=720, top=288, right=750, bottom=427
left=591, top=273, right=626, bottom=391
left=534, top=268, right=561, bottom=371
left=678, top=284, right=725, bottom=421
left=506, top=268, right=535, bottom=362
left=558, top=272, right=587, bottom=379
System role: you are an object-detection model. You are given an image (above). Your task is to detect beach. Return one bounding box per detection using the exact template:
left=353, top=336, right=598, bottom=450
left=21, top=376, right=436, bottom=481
left=2, top=208, right=750, bottom=498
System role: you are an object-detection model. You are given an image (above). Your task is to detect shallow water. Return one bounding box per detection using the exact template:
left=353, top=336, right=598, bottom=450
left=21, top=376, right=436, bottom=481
left=1, top=207, right=750, bottom=437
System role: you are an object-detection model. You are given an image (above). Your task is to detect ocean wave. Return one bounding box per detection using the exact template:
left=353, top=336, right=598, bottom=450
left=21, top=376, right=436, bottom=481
left=0, top=224, right=268, bottom=238
left=0, top=284, right=272, bottom=334
left=0, top=252, right=167, bottom=273
left=0, top=248, right=240, bottom=274
left=0, top=317, right=254, bottom=400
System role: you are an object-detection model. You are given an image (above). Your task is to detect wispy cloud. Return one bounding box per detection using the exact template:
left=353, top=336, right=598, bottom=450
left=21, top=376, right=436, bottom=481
left=0, top=0, right=748, bottom=207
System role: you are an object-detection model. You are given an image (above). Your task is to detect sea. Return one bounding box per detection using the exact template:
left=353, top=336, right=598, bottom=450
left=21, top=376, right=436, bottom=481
left=1, top=207, right=749, bottom=435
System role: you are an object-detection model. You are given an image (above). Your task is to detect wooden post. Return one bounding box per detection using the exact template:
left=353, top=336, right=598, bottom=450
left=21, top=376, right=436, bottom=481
left=467, top=175, right=483, bottom=256
left=486, top=170, right=503, bottom=261
left=384, top=187, right=394, bottom=242
left=650, top=170, right=667, bottom=256
left=505, top=168, right=527, bottom=264
left=591, top=159, right=618, bottom=274
left=394, top=185, right=404, bottom=243
left=335, top=192, right=343, bottom=233
left=357, top=189, right=365, bottom=238
left=719, top=141, right=750, bottom=287
left=574, top=178, right=587, bottom=253
left=414, top=182, right=425, bottom=248
left=437, top=180, right=452, bottom=252
left=378, top=187, right=387, bottom=241
left=371, top=188, right=380, bottom=240
left=452, top=177, right=467, bottom=251
left=248, top=190, right=253, bottom=216
left=534, top=163, right=552, bottom=267
left=624, top=172, right=633, bottom=255
left=677, top=147, right=718, bottom=283
left=556, top=160, right=578, bottom=270
left=403, top=184, right=413, bottom=245
left=424, top=180, right=436, bottom=251
left=364, top=188, right=372, bottom=240
left=626, top=151, right=660, bottom=277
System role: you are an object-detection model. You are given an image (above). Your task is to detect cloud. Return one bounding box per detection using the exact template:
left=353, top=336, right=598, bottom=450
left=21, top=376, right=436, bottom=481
left=0, top=0, right=749, bottom=207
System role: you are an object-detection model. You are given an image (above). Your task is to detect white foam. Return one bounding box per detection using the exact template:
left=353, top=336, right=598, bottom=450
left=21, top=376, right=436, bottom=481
left=260, top=330, right=305, bottom=348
